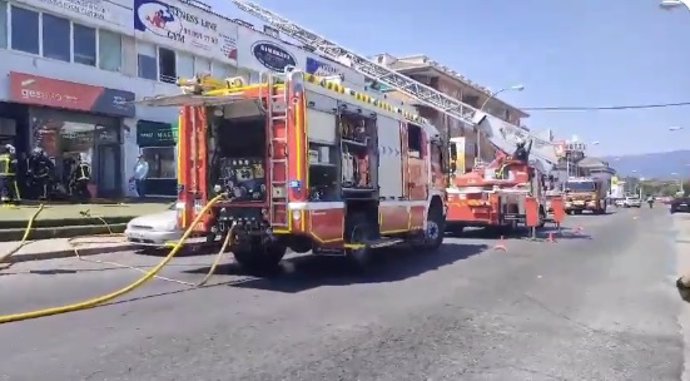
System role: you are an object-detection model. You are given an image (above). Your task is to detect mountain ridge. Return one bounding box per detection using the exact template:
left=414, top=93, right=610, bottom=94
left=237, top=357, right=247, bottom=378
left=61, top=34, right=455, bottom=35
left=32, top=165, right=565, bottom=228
left=601, top=149, right=690, bottom=179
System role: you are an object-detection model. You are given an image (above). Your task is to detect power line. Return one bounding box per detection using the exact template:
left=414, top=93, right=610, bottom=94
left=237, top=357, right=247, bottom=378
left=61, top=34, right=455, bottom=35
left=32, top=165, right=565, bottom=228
left=521, top=101, right=690, bottom=111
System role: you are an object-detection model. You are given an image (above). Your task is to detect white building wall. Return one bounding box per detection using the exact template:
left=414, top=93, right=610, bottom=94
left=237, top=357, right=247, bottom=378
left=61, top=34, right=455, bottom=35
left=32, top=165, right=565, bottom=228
left=0, top=0, right=369, bottom=198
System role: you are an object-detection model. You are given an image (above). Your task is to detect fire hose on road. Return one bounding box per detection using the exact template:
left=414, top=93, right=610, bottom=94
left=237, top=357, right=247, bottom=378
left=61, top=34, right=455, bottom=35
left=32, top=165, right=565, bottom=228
left=0, top=193, right=231, bottom=325
left=0, top=204, right=46, bottom=267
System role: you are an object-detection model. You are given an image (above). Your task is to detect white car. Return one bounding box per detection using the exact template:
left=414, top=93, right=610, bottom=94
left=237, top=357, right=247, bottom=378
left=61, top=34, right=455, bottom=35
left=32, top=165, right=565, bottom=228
left=124, top=205, right=181, bottom=247
left=623, top=197, right=642, bottom=208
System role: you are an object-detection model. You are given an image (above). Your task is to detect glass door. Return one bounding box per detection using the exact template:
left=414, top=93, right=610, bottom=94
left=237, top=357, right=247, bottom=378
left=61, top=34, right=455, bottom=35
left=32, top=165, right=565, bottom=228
left=97, top=143, right=121, bottom=198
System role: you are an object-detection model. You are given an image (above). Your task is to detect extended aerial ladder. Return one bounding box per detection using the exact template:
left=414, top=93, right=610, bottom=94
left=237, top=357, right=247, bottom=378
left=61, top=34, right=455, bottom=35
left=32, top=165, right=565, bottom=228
left=231, top=0, right=559, bottom=167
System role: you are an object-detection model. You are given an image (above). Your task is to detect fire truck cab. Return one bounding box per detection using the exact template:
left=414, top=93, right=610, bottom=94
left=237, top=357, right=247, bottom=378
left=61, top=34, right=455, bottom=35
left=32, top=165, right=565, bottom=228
left=142, top=69, right=447, bottom=270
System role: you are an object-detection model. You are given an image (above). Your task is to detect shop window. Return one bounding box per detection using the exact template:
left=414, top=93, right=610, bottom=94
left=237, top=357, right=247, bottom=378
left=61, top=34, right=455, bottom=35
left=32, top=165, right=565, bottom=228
left=407, top=124, right=423, bottom=158
left=0, top=1, right=7, bottom=49
left=137, top=41, right=157, bottom=80
left=73, top=23, right=96, bottom=66
left=11, top=6, right=38, bottom=54
left=177, top=52, right=194, bottom=78
left=141, top=147, right=176, bottom=179
left=42, top=13, right=70, bottom=62
left=158, top=47, right=176, bottom=83
left=98, top=30, right=122, bottom=72
left=196, top=56, right=211, bottom=75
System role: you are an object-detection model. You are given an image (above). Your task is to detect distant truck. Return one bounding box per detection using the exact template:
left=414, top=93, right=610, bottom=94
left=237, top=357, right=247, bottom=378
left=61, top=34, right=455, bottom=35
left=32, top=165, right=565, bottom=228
left=564, top=176, right=609, bottom=214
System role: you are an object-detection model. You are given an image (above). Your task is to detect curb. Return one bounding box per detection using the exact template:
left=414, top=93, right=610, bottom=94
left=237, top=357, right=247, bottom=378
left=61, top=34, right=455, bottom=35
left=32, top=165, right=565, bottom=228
left=8, top=243, right=135, bottom=264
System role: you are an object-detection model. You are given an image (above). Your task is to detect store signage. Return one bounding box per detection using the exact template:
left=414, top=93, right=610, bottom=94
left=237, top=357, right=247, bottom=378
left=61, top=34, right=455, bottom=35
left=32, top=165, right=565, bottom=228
left=14, top=0, right=132, bottom=34
left=136, top=121, right=177, bottom=146
left=252, top=41, right=297, bottom=72
left=9, top=72, right=135, bottom=118
left=134, top=0, right=238, bottom=63
left=306, top=57, right=341, bottom=78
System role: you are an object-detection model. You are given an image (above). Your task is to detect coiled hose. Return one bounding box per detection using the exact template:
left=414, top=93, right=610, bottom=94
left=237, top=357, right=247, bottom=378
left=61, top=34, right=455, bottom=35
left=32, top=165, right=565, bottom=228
left=0, top=193, right=228, bottom=325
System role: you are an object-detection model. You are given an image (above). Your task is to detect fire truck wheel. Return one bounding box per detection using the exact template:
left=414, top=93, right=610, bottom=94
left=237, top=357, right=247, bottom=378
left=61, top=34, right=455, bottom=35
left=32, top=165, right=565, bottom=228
left=233, top=243, right=287, bottom=273
left=424, top=204, right=445, bottom=251
left=537, top=207, right=547, bottom=229
left=346, top=214, right=375, bottom=269
left=412, top=202, right=445, bottom=252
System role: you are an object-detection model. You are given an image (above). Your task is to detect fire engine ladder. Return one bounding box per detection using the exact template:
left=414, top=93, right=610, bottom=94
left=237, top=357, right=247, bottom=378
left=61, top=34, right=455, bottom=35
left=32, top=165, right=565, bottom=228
left=231, top=0, right=558, bottom=167
left=263, top=71, right=290, bottom=228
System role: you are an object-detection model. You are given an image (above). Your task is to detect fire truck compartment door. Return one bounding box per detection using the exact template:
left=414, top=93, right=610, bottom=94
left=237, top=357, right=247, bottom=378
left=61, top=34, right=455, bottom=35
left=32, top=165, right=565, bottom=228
left=136, top=93, right=247, bottom=107
left=377, top=116, right=403, bottom=198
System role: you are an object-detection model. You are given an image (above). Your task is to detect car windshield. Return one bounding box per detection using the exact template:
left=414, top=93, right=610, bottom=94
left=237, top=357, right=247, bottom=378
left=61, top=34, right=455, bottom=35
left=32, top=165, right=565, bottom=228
left=566, top=181, right=595, bottom=192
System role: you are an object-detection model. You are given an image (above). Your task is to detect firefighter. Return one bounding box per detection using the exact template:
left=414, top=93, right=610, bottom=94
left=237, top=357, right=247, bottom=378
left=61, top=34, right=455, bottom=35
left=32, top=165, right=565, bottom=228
left=69, top=153, right=92, bottom=202
left=513, top=138, right=532, bottom=163
left=0, top=144, right=20, bottom=203
left=27, top=147, right=54, bottom=200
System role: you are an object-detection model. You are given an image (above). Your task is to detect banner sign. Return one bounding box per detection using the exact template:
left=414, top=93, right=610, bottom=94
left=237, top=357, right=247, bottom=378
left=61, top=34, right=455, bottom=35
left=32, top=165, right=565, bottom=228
left=134, top=0, right=238, bottom=64
left=9, top=72, right=135, bottom=118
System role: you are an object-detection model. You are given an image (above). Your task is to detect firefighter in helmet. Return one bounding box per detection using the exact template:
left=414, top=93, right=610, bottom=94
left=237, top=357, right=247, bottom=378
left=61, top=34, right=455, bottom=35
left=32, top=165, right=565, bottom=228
left=69, top=153, right=92, bottom=202
left=0, top=144, right=20, bottom=203
left=27, top=147, right=54, bottom=200
left=513, top=137, right=532, bottom=163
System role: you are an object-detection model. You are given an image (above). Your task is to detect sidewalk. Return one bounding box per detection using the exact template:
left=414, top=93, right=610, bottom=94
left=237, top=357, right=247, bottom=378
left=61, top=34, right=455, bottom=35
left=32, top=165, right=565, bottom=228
left=0, top=203, right=171, bottom=226
left=0, top=236, right=133, bottom=264
left=0, top=203, right=171, bottom=241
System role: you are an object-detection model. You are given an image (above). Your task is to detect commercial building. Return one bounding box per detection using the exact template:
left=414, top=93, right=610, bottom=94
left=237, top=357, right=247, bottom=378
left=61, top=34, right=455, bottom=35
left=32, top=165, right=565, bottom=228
left=372, top=54, right=530, bottom=170
left=0, top=0, right=362, bottom=199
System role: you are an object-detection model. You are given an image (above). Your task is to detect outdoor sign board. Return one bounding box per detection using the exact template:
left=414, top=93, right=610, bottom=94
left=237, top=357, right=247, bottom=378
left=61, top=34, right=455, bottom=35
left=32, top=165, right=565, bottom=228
left=9, top=72, right=135, bottom=118
left=236, top=26, right=365, bottom=87
left=134, top=0, right=238, bottom=64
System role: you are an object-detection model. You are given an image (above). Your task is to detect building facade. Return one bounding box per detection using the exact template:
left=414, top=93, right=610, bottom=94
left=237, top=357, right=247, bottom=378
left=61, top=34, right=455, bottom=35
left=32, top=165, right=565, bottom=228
left=0, top=0, right=362, bottom=199
left=372, top=54, right=529, bottom=171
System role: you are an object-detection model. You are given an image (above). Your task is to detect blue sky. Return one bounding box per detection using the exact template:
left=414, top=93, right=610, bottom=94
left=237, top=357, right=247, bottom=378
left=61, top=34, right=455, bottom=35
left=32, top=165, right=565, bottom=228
left=212, top=0, right=690, bottom=156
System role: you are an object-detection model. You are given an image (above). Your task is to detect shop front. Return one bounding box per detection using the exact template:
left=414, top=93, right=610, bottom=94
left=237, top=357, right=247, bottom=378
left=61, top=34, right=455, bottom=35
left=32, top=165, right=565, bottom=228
left=9, top=71, right=135, bottom=199
left=136, top=120, right=178, bottom=197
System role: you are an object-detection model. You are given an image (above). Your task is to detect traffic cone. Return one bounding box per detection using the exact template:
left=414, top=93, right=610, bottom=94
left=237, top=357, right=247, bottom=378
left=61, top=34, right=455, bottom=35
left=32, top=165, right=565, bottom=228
left=494, top=235, right=507, bottom=252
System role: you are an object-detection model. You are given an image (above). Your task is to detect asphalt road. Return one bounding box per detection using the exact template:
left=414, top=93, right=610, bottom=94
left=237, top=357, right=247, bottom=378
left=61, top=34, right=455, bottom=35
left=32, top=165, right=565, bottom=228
left=0, top=206, right=685, bottom=381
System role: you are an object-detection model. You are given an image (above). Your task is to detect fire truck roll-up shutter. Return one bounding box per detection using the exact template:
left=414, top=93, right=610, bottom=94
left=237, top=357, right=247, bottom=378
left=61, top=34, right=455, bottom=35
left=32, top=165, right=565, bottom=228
left=136, top=94, right=247, bottom=108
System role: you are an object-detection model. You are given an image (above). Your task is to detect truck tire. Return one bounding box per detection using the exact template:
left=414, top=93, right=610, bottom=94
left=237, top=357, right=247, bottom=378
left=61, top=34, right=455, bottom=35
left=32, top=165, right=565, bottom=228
left=346, top=213, right=375, bottom=269
left=233, top=243, right=286, bottom=273
left=414, top=202, right=445, bottom=251
left=537, top=207, right=547, bottom=229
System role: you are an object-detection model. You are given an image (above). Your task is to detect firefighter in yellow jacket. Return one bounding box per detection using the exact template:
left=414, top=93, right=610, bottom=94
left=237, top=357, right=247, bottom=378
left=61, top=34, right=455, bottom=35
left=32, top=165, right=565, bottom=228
left=69, top=153, right=92, bottom=202
left=0, top=144, right=20, bottom=203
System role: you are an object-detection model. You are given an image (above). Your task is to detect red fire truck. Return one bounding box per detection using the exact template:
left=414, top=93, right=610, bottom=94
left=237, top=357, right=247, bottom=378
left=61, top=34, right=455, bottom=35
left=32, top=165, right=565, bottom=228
left=445, top=144, right=553, bottom=235
left=142, top=69, right=447, bottom=270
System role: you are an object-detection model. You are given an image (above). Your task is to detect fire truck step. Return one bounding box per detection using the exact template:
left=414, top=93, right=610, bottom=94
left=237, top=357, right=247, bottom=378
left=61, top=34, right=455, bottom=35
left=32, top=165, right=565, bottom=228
left=367, top=237, right=404, bottom=249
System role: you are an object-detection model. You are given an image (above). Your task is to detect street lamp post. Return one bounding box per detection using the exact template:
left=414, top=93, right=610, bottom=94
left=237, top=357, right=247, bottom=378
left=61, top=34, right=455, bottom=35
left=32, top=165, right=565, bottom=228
left=476, top=84, right=525, bottom=164
left=660, top=0, right=690, bottom=10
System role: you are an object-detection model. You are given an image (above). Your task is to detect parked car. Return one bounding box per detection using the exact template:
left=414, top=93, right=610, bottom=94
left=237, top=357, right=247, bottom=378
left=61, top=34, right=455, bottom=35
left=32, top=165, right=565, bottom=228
left=623, top=196, right=642, bottom=208
left=124, top=204, right=181, bottom=248
left=671, top=197, right=690, bottom=214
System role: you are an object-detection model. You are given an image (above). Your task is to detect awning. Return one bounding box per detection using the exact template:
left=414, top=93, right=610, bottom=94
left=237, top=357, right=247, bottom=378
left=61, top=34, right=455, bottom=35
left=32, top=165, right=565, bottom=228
left=136, top=93, right=247, bottom=108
